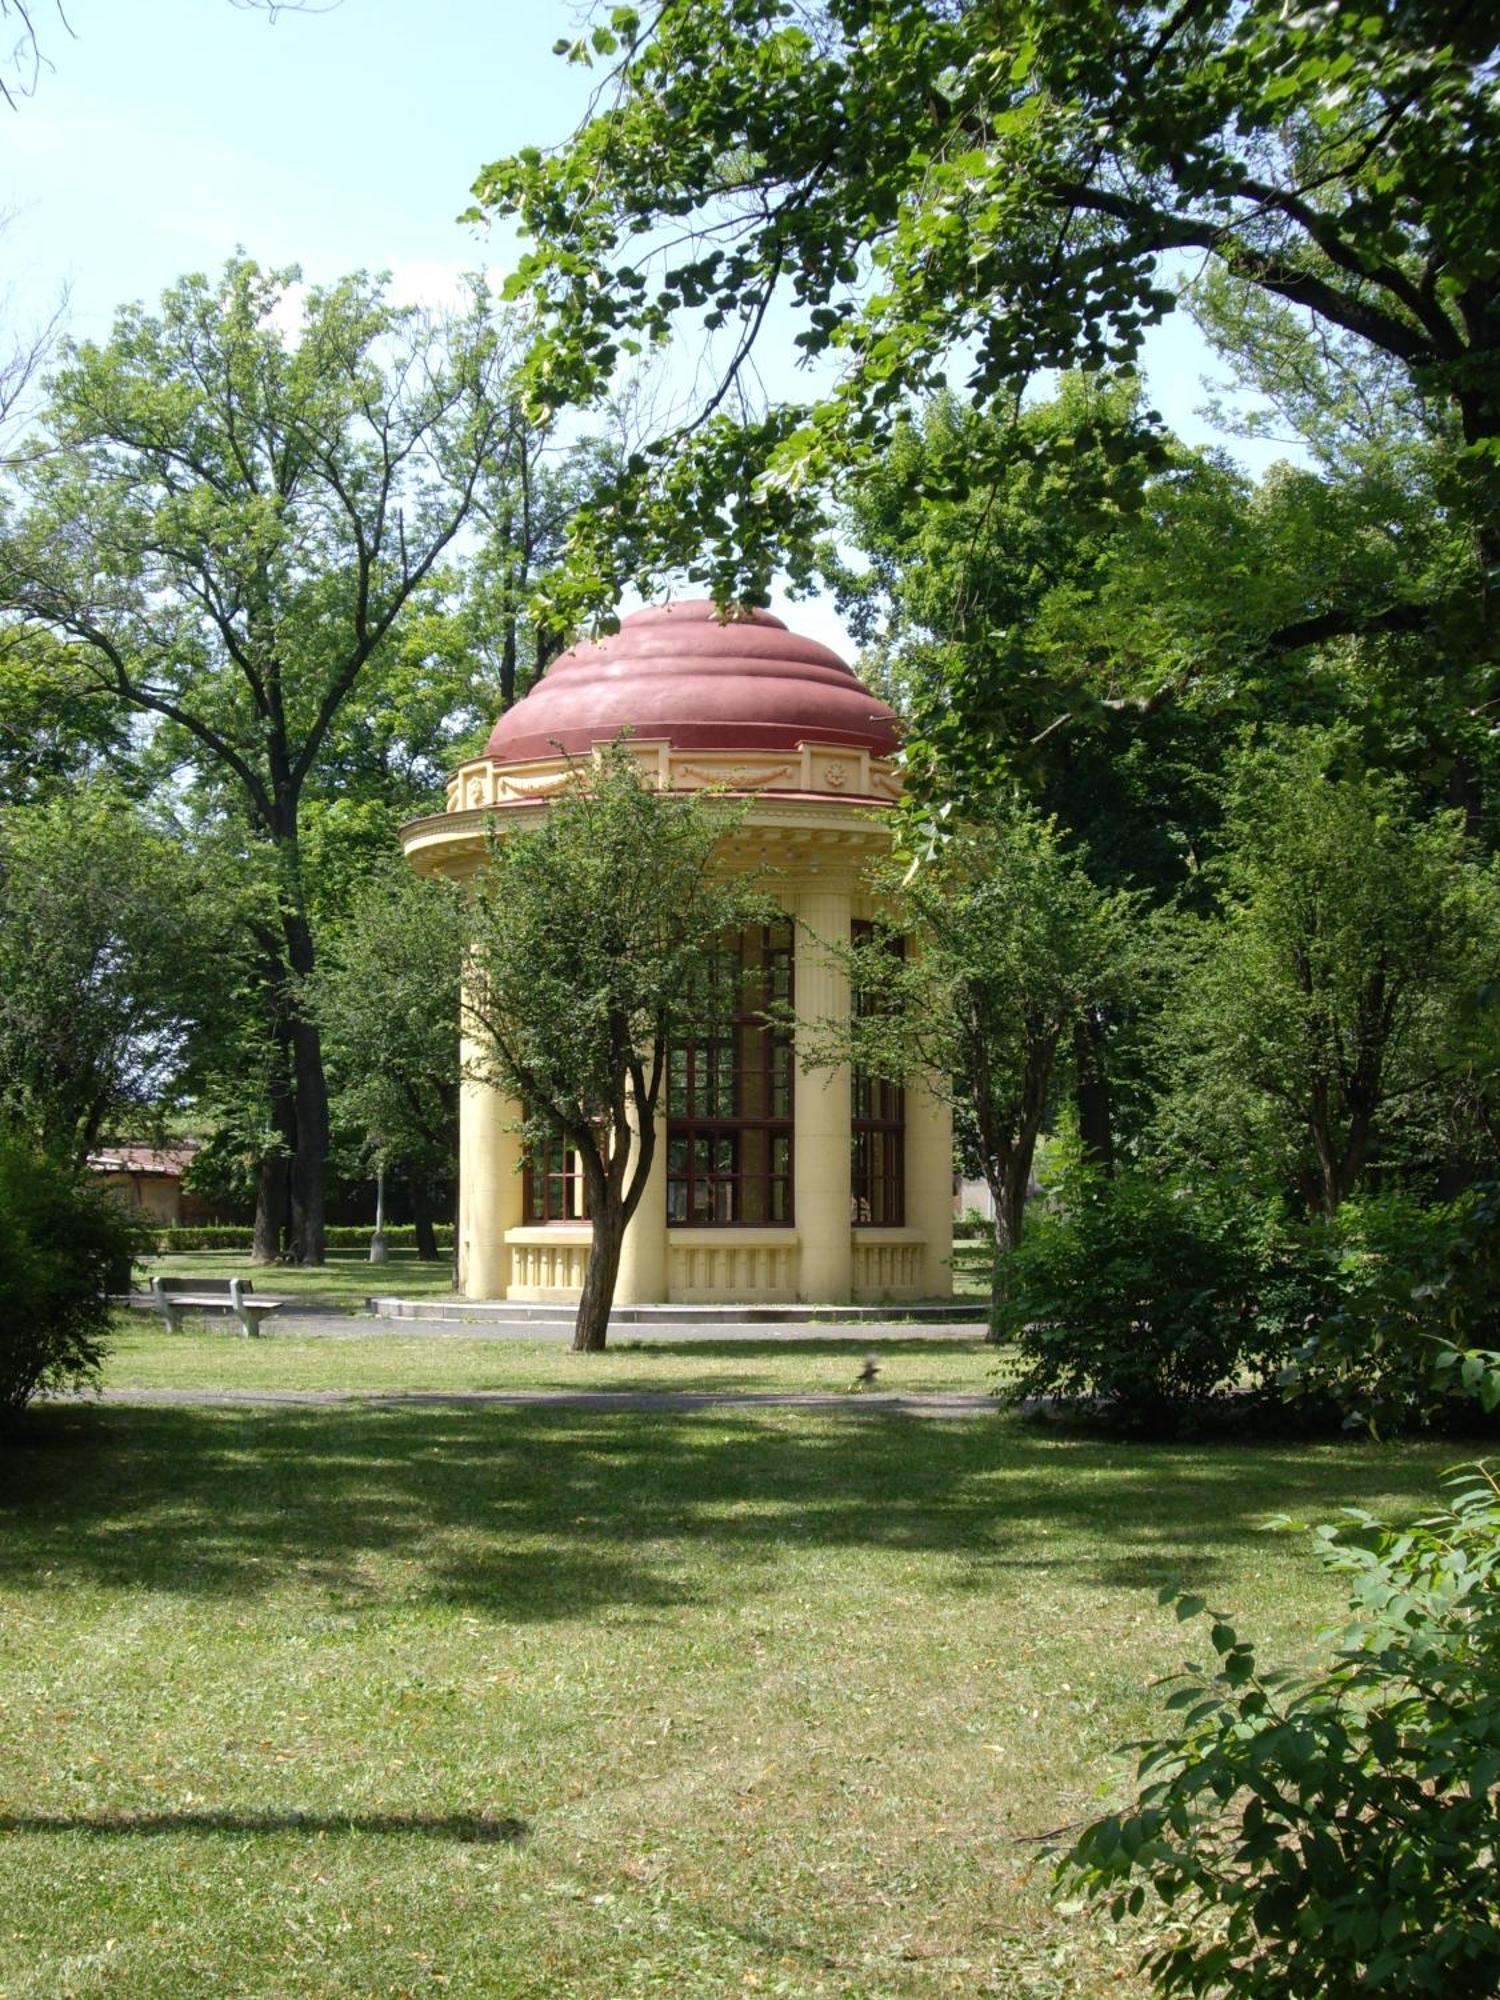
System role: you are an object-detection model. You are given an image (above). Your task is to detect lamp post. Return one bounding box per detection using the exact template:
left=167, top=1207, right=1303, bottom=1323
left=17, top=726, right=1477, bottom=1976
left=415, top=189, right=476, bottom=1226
left=369, top=1160, right=388, bottom=1265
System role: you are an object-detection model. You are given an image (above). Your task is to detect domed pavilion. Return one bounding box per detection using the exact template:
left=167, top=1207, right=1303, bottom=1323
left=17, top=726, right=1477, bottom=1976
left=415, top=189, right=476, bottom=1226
left=401, top=600, right=953, bottom=1306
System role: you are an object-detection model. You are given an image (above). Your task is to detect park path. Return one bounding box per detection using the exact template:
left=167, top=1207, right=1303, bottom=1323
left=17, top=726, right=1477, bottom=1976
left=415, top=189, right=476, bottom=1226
left=63, top=1386, right=996, bottom=1417
left=250, top=1311, right=986, bottom=1343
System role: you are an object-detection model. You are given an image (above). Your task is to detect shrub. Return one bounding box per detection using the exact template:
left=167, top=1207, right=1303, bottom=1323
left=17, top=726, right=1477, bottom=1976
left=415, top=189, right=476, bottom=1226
left=998, top=1175, right=1286, bottom=1430
left=1058, top=1460, right=1500, bottom=1998
left=152, top=1226, right=256, bottom=1252
left=152, top=1223, right=454, bottom=1254
left=1280, top=1189, right=1500, bottom=1435
left=0, top=1140, right=143, bottom=1415
left=1000, top=1176, right=1500, bottom=1436
left=325, top=1224, right=453, bottom=1253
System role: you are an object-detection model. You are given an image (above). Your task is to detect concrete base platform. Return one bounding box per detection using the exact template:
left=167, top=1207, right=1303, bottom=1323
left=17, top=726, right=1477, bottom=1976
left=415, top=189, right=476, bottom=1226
left=369, top=1296, right=987, bottom=1326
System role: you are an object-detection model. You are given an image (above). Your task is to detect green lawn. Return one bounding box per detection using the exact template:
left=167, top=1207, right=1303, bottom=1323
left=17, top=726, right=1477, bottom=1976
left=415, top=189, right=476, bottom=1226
left=147, top=1244, right=997, bottom=1308
left=103, top=1322, right=1011, bottom=1396
left=951, top=1236, right=992, bottom=1301
left=1, top=1388, right=1452, bottom=1998
left=142, top=1248, right=461, bottom=1307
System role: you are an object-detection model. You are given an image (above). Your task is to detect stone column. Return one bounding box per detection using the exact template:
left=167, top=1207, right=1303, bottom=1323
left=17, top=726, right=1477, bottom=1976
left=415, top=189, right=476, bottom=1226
left=793, top=880, right=854, bottom=1302
left=904, top=1075, right=954, bottom=1298
left=459, top=1029, right=524, bottom=1300
left=615, top=1087, right=668, bottom=1305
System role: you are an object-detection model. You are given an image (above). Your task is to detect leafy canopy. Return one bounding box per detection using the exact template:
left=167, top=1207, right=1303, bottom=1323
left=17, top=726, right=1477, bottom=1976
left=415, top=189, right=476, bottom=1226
left=1159, top=731, right=1500, bottom=1215
left=311, top=865, right=465, bottom=1187
left=0, top=787, right=232, bottom=1163
left=476, top=1, right=1500, bottom=612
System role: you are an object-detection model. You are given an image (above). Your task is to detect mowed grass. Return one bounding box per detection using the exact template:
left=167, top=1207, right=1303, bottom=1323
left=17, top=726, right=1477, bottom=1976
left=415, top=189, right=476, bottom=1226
left=148, top=1245, right=996, bottom=1307
left=102, top=1322, right=1008, bottom=1397
left=142, top=1249, right=461, bottom=1307
left=1, top=1393, right=1453, bottom=1999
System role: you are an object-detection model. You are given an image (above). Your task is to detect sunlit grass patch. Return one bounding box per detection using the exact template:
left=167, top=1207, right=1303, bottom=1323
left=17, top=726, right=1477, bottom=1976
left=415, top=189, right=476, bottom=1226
left=102, top=1322, right=1009, bottom=1398
left=1, top=1399, right=1448, bottom=1997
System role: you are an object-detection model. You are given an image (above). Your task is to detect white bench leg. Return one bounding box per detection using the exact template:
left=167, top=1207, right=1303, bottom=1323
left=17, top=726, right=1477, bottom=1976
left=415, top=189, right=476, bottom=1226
left=151, top=1277, right=185, bottom=1334
left=228, top=1280, right=272, bottom=1344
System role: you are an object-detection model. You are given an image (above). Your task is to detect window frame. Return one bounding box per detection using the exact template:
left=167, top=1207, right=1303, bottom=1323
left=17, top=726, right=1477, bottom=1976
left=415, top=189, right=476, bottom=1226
left=850, top=919, right=906, bottom=1227
left=666, top=922, right=795, bottom=1228
left=521, top=1130, right=590, bottom=1224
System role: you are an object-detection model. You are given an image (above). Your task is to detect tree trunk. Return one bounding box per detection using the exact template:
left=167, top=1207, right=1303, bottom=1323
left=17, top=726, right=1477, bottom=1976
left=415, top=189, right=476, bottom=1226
left=252, top=1150, right=289, bottom=1264
left=286, top=1009, right=329, bottom=1265
left=281, top=903, right=330, bottom=1267
left=1311, top=1102, right=1372, bottom=1218
left=251, top=1005, right=296, bottom=1265
left=500, top=604, right=518, bottom=711
left=993, top=1163, right=1029, bottom=1252
left=572, top=1197, right=624, bottom=1352
left=1447, top=752, right=1483, bottom=843
left=411, top=1179, right=440, bottom=1262
left=1073, top=1011, right=1113, bottom=1175
left=979, top=1159, right=1033, bottom=1342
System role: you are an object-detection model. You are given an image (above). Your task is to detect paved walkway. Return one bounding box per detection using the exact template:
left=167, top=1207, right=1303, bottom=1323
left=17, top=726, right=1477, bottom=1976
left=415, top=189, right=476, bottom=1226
left=268, top=1312, right=986, bottom=1342
left=66, top=1386, right=995, bottom=1417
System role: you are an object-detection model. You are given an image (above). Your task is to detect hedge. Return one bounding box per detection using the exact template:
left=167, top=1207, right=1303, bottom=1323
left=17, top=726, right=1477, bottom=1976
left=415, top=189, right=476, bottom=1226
left=153, top=1224, right=455, bottom=1254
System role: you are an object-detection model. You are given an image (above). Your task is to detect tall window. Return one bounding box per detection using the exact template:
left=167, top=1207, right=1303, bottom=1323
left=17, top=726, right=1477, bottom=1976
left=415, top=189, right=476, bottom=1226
left=523, top=1133, right=588, bottom=1222
left=667, top=923, right=794, bottom=1225
left=851, top=920, right=906, bottom=1225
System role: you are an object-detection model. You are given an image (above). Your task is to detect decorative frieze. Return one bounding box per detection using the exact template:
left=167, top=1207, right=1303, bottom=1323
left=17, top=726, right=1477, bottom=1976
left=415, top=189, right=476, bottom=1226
left=444, top=739, right=900, bottom=816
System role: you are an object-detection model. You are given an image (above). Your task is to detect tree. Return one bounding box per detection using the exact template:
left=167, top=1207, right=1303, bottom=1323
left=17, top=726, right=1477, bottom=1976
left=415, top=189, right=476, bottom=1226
left=830, top=797, right=1128, bottom=1326
left=461, top=745, right=772, bottom=1351
left=0, top=258, right=519, bottom=1261
left=0, top=628, right=131, bottom=805
left=832, top=377, right=1488, bottom=820
left=830, top=380, right=1242, bottom=1166
left=311, top=865, right=465, bottom=1262
left=0, top=786, right=228, bottom=1162
left=0, top=1137, right=142, bottom=1419
left=830, top=373, right=1500, bottom=1166
left=1160, top=733, right=1500, bottom=1217
left=466, top=419, right=607, bottom=712
left=475, top=2, right=1500, bottom=625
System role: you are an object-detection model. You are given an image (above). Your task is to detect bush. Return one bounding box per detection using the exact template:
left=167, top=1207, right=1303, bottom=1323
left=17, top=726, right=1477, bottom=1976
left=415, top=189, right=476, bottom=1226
left=0, top=1141, right=143, bottom=1415
left=998, top=1175, right=1286, bottom=1430
left=1280, top=1188, right=1500, bottom=1435
left=152, top=1226, right=257, bottom=1252
left=1000, top=1175, right=1500, bottom=1436
left=325, top=1224, right=453, bottom=1252
left=1058, top=1460, right=1500, bottom=1998
left=152, top=1223, right=454, bottom=1254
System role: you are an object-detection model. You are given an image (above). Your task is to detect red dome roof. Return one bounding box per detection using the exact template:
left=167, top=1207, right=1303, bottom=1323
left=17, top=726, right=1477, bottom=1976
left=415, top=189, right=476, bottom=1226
left=484, top=601, right=900, bottom=765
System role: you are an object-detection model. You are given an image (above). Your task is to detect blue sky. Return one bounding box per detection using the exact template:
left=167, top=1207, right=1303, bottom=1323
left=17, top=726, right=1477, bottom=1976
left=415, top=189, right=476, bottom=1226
left=2, top=0, right=1288, bottom=653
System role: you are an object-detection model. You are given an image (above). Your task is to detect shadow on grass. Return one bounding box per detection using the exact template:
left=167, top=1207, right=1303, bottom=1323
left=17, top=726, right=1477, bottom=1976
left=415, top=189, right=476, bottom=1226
left=0, top=1809, right=525, bottom=1843
left=608, top=1336, right=988, bottom=1360
left=0, top=1401, right=1451, bottom=1623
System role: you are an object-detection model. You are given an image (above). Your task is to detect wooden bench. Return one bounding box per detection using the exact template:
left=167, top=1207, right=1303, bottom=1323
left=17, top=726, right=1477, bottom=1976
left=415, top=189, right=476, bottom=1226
left=150, top=1276, right=287, bottom=1339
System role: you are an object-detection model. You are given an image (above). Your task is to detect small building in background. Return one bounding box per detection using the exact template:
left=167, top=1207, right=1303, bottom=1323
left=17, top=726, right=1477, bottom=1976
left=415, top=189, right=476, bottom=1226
left=89, top=1140, right=215, bottom=1226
